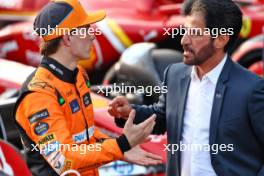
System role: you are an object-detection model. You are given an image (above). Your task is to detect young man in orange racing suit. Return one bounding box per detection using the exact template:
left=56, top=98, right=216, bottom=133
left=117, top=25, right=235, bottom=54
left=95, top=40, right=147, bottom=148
left=14, top=0, right=162, bottom=175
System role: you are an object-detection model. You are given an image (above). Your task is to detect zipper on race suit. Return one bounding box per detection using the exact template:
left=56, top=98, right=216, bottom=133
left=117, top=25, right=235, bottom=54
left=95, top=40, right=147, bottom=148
left=75, top=86, right=90, bottom=143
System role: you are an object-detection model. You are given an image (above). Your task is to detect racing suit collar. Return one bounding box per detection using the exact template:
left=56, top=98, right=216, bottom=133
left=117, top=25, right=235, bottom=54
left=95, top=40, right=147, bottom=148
left=40, top=56, right=78, bottom=84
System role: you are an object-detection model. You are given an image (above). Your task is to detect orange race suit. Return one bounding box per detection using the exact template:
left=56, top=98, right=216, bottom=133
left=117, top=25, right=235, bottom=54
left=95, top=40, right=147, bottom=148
left=14, top=56, right=131, bottom=176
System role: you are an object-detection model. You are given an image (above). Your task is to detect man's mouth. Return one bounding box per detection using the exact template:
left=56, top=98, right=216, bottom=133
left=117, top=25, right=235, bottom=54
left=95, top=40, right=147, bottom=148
left=183, top=50, right=193, bottom=58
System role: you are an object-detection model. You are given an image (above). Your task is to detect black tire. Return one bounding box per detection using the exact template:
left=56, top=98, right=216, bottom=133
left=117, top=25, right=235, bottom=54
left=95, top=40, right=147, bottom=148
left=238, top=49, right=262, bottom=68
left=152, top=49, right=182, bottom=80
left=102, top=49, right=182, bottom=104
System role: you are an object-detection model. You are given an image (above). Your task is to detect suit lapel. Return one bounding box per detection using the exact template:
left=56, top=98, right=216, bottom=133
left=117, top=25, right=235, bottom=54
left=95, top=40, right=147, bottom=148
left=209, top=57, right=233, bottom=145
left=209, top=83, right=226, bottom=145
left=177, top=69, right=191, bottom=142
left=173, top=67, right=191, bottom=173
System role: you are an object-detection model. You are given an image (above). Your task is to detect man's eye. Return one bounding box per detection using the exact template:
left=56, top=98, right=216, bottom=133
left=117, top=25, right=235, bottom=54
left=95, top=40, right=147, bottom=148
left=70, top=28, right=77, bottom=34
left=188, top=28, right=203, bottom=36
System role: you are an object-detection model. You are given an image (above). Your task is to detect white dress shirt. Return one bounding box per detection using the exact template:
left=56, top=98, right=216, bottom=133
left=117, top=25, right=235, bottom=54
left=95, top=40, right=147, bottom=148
left=180, top=54, right=227, bottom=176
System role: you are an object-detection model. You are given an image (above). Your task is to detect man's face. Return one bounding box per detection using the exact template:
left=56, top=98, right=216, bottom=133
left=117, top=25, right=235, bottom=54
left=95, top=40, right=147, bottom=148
left=69, top=25, right=95, bottom=59
left=181, top=12, right=215, bottom=66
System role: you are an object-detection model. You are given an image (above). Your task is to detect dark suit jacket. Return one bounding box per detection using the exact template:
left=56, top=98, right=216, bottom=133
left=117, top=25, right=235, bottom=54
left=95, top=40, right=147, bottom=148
left=116, top=57, right=264, bottom=176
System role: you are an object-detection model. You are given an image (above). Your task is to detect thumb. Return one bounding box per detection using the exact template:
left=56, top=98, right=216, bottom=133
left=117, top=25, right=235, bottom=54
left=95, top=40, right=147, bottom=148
left=108, top=99, right=117, bottom=107
left=125, top=109, right=136, bottom=127
left=143, top=136, right=152, bottom=143
left=109, top=96, right=126, bottom=106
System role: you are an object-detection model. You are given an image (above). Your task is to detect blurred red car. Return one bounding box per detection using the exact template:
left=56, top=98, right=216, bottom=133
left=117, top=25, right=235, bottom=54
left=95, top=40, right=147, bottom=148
left=232, top=34, right=264, bottom=76
left=0, top=0, right=263, bottom=78
left=0, top=0, right=185, bottom=80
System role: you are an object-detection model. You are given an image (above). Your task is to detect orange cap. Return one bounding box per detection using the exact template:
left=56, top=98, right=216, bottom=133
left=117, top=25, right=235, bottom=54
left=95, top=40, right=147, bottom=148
left=33, top=0, right=106, bottom=41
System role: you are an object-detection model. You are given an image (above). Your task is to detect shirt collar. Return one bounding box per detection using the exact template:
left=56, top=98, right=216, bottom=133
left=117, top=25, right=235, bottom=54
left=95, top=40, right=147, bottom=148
left=191, top=54, right=227, bottom=85
left=40, top=56, right=78, bottom=84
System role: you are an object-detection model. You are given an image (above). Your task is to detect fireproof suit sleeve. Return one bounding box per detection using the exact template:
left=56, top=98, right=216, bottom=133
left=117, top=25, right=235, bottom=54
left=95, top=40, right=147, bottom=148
left=93, top=127, right=109, bottom=139
left=16, top=92, right=124, bottom=174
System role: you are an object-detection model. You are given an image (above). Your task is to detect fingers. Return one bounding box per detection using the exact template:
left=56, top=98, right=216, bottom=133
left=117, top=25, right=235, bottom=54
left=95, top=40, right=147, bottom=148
left=139, top=157, right=162, bottom=166
left=123, top=145, right=163, bottom=166
left=108, top=96, right=131, bottom=118
left=125, top=109, right=136, bottom=127
left=139, top=114, right=156, bottom=129
left=117, top=106, right=129, bottom=116
left=145, top=158, right=162, bottom=165
left=135, top=114, right=156, bottom=144
left=107, top=106, right=116, bottom=116
left=108, top=96, right=126, bottom=106
left=144, top=121, right=155, bottom=139
left=143, top=136, right=152, bottom=143
left=124, top=113, right=156, bottom=147
left=141, top=151, right=163, bottom=165
left=140, top=114, right=156, bottom=137
left=145, top=151, right=163, bottom=161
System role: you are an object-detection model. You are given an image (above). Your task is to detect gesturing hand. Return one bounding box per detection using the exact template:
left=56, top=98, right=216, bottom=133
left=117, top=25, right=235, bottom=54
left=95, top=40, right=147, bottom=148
left=108, top=96, right=132, bottom=119
left=123, top=109, right=156, bottom=148
left=124, top=145, right=163, bottom=165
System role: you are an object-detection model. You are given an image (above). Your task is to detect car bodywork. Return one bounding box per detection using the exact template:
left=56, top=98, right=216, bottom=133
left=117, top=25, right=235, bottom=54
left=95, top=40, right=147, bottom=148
left=232, top=34, right=264, bottom=76
left=0, top=0, right=185, bottom=72
left=0, top=0, right=263, bottom=77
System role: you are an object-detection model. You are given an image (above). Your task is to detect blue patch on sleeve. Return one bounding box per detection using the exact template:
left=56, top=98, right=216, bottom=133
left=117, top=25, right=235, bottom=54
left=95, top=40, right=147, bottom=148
left=28, top=109, right=49, bottom=124
left=34, top=122, right=49, bottom=136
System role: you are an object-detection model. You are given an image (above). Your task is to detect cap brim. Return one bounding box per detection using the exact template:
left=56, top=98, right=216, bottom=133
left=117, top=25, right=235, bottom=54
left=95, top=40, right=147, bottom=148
left=79, top=10, right=106, bottom=26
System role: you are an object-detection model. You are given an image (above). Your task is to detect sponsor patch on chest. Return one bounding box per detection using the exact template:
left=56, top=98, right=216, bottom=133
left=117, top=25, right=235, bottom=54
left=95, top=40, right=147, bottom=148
left=69, top=99, right=80, bottom=113
left=82, top=92, right=92, bottom=107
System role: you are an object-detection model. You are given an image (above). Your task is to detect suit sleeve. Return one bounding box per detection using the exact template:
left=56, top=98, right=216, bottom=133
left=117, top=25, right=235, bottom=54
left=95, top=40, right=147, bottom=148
left=16, top=92, right=129, bottom=175
left=93, top=127, right=110, bottom=139
left=115, top=65, right=171, bottom=135
left=248, top=79, right=264, bottom=146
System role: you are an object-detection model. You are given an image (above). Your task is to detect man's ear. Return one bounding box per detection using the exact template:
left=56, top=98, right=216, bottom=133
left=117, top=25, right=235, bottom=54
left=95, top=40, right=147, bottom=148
left=214, top=35, right=230, bottom=49
left=61, top=34, right=71, bottom=47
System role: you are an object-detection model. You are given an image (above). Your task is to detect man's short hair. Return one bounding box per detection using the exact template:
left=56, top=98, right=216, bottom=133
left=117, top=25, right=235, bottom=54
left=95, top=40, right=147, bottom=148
left=40, top=37, right=62, bottom=56
left=182, top=0, right=242, bottom=52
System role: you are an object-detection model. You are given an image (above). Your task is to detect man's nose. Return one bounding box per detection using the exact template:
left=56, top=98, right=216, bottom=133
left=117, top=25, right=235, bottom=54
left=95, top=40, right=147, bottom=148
left=181, top=33, right=191, bottom=46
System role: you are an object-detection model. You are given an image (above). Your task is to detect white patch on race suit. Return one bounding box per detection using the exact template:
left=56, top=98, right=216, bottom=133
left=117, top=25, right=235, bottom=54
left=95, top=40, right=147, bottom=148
left=72, top=126, right=94, bottom=143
